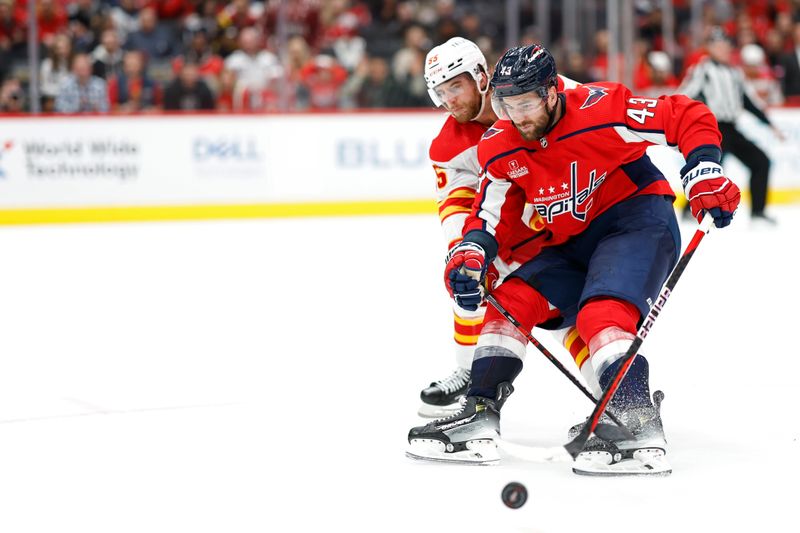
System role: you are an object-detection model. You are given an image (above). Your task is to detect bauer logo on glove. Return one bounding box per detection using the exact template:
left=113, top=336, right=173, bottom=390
left=681, top=161, right=740, bottom=228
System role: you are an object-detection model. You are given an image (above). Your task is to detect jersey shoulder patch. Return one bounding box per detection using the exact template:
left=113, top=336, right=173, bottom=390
left=429, top=115, right=488, bottom=163
left=476, top=119, right=526, bottom=172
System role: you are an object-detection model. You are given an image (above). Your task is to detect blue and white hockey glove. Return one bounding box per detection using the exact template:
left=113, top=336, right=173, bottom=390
left=444, top=242, right=488, bottom=311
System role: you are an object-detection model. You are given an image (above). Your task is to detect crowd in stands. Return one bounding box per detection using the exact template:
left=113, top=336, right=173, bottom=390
left=2, top=0, right=800, bottom=113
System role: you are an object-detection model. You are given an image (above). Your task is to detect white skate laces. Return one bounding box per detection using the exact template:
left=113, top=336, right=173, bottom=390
left=435, top=367, right=471, bottom=394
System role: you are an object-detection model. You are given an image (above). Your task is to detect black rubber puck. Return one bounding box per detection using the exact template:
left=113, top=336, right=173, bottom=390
left=501, top=482, right=528, bottom=509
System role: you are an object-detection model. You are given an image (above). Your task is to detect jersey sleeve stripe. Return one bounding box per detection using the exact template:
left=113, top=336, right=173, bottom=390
left=476, top=175, right=512, bottom=236
left=557, top=122, right=676, bottom=145
left=439, top=205, right=472, bottom=221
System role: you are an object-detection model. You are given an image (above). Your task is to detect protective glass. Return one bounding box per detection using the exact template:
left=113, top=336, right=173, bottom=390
left=491, top=92, right=547, bottom=121
left=432, top=78, right=469, bottom=105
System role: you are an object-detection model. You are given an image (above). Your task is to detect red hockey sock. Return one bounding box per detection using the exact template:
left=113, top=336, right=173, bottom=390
left=576, top=298, right=640, bottom=345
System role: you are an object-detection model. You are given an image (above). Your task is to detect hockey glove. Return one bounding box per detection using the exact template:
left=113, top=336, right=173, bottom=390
left=444, top=242, right=488, bottom=311
left=681, top=161, right=740, bottom=228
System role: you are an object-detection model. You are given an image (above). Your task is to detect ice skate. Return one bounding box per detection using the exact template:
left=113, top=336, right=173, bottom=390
left=417, top=367, right=471, bottom=418
left=572, top=390, right=671, bottom=476
left=406, top=382, right=512, bottom=465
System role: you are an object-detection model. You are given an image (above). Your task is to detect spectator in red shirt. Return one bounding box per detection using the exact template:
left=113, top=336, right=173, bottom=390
left=0, top=0, right=26, bottom=56
left=215, top=68, right=236, bottom=111
left=37, top=0, right=69, bottom=47
left=298, top=54, right=348, bottom=110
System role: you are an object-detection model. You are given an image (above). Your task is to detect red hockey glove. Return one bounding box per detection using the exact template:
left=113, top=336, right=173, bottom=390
left=681, top=161, right=740, bottom=228
left=444, top=242, right=488, bottom=311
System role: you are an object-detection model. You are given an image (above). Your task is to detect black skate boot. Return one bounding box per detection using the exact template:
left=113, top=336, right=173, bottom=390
left=417, top=367, right=471, bottom=418
left=406, top=382, right=512, bottom=465
left=572, top=390, right=670, bottom=476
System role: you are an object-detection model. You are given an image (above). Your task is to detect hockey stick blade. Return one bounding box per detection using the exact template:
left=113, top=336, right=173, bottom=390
left=485, top=294, right=635, bottom=441
left=564, top=214, right=715, bottom=459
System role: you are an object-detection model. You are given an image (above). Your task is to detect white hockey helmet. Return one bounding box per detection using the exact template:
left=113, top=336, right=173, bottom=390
left=424, top=37, right=489, bottom=107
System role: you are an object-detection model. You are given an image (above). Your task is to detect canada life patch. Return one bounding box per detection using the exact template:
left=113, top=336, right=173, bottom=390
left=579, top=86, right=608, bottom=109
left=482, top=127, right=504, bottom=140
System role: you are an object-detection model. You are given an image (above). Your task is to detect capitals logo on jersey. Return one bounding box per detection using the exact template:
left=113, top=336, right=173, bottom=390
left=532, top=161, right=606, bottom=222
left=579, top=86, right=609, bottom=109
left=482, top=126, right=504, bottom=140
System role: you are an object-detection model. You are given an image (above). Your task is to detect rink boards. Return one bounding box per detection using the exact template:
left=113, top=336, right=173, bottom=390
left=1, top=110, right=799, bottom=224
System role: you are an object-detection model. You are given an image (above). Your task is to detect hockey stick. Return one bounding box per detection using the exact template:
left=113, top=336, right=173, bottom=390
left=485, top=293, right=635, bottom=441
left=564, top=214, right=715, bottom=459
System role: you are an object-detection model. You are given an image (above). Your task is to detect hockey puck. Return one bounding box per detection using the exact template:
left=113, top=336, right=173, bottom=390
left=501, top=482, right=528, bottom=509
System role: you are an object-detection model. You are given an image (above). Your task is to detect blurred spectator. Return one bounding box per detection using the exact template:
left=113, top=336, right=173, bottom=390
left=560, top=51, right=592, bottom=83
left=392, top=24, right=429, bottom=99
left=285, top=34, right=312, bottom=80
left=0, top=77, right=25, bottom=112
left=108, top=50, right=162, bottom=112
left=588, top=29, right=624, bottom=81
left=55, top=53, right=109, bottom=113
left=217, top=0, right=258, bottom=32
left=283, top=34, right=312, bottom=107
left=92, top=28, right=124, bottom=80
left=173, top=28, right=224, bottom=80
left=263, top=0, right=321, bottom=50
left=0, top=0, right=26, bottom=57
left=637, top=51, right=679, bottom=97
left=67, top=0, right=105, bottom=40
left=163, top=61, right=215, bottom=110
left=298, top=54, right=348, bottom=110
left=215, top=68, right=236, bottom=111
left=762, top=27, right=786, bottom=67
left=109, top=0, right=140, bottom=44
left=224, top=27, right=282, bottom=97
left=40, top=32, right=74, bottom=111
left=779, top=22, right=800, bottom=101
left=329, top=24, right=366, bottom=73
left=37, top=0, right=69, bottom=48
left=341, top=55, right=420, bottom=108
left=319, top=0, right=371, bottom=50
left=125, top=6, right=177, bottom=60
left=741, top=44, right=783, bottom=106
left=68, top=18, right=95, bottom=54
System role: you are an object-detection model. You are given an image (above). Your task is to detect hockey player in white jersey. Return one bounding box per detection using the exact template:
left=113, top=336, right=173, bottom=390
left=417, top=37, right=587, bottom=417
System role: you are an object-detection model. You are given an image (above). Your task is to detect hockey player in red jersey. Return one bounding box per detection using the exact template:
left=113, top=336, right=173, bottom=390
left=408, top=44, right=740, bottom=475
left=418, top=37, right=588, bottom=417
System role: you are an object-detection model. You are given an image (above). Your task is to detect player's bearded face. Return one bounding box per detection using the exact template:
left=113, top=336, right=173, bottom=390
left=435, top=74, right=482, bottom=123
left=499, top=90, right=555, bottom=141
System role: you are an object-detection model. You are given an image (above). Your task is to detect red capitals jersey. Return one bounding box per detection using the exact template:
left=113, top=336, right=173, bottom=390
left=465, top=82, right=721, bottom=252
left=430, top=75, right=578, bottom=264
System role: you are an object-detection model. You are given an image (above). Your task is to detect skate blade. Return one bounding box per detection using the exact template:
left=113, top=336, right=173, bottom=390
left=417, top=403, right=463, bottom=419
left=406, top=438, right=499, bottom=465
left=572, top=448, right=672, bottom=477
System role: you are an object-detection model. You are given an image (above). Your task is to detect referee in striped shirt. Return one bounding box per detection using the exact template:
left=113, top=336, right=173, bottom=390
left=678, top=27, right=785, bottom=225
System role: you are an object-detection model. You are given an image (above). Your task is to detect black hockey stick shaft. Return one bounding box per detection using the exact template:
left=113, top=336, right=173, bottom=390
left=485, top=293, right=635, bottom=440
left=564, top=214, right=714, bottom=459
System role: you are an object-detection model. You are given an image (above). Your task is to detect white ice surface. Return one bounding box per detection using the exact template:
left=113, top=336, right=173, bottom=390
left=0, top=206, right=797, bottom=533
